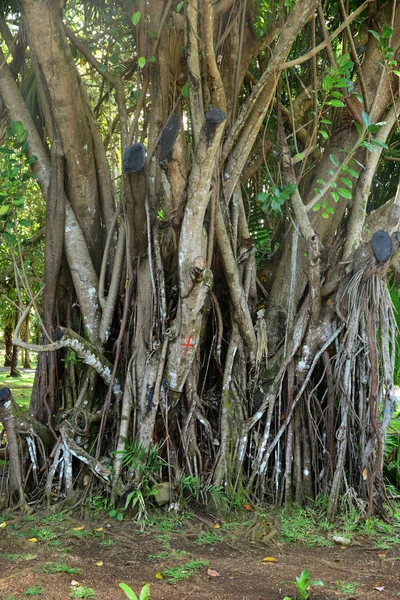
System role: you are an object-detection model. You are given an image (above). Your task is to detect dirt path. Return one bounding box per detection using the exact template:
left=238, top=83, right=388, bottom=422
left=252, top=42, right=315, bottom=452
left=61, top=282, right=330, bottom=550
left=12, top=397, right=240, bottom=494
left=0, top=512, right=399, bottom=600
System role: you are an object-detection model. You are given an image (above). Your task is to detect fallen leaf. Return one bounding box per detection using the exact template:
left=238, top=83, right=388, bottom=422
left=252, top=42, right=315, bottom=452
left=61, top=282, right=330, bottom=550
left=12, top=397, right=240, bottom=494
left=155, top=572, right=163, bottom=579
left=95, top=561, right=103, bottom=567
left=362, top=467, right=368, bottom=480
left=261, top=557, right=278, bottom=563
left=70, top=580, right=80, bottom=587
left=377, top=552, right=386, bottom=558
left=374, top=586, right=385, bottom=591
left=213, top=523, right=221, bottom=529
left=0, top=522, right=7, bottom=528
left=28, top=538, right=38, bottom=543
left=207, top=568, right=220, bottom=577
left=243, top=503, right=253, bottom=511
left=73, top=526, right=85, bottom=531
left=94, top=527, right=103, bottom=532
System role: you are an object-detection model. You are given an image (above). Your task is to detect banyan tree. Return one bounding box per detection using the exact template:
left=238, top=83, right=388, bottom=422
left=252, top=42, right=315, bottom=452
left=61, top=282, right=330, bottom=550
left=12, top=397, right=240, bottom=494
left=1, top=0, right=400, bottom=520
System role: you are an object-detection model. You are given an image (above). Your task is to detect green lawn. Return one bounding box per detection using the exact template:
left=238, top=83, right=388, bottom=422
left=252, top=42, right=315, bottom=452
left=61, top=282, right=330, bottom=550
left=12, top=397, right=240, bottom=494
left=0, top=370, right=35, bottom=409
left=0, top=349, right=36, bottom=410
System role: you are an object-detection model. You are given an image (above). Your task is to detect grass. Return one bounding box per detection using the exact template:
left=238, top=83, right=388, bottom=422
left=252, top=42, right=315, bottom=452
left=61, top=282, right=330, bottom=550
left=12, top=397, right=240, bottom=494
left=23, top=585, right=44, bottom=596
left=0, top=553, right=37, bottom=561
left=0, top=368, right=35, bottom=410
left=336, top=581, right=360, bottom=594
left=147, top=548, right=189, bottom=561
left=28, top=527, right=57, bottom=542
left=36, top=561, right=81, bottom=575
left=195, top=530, right=222, bottom=545
left=279, top=499, right=400, bottom=549
left=161, top=559, right=209, bottom=582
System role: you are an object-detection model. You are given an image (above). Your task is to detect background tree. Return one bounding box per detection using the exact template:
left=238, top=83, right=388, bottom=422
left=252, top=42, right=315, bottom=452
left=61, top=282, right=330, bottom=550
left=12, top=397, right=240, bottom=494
left=0, top=0, right=399, bottom=519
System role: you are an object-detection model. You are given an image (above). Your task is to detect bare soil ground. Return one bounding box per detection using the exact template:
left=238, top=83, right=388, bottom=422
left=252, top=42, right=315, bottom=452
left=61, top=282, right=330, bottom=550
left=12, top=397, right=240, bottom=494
left=0, top=510, right=399, bottom=600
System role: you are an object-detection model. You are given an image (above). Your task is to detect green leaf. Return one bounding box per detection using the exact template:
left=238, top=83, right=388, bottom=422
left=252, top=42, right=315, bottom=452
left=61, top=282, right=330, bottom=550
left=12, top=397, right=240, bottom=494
left=140, top=584, right=150, bottom=600
left=382, top=26, right=393, bottom=39
left=330, top=191, right=339, bottom=202
left=148, top=30, right=158, bottom=38
left=352, top=92, right=363, bottom=103
left=0, top=147, right=14, bottom=155
left=326, top=206, right=334, bottom=214
left=330, top=91, right=344, bottom=99
left=98, top=64, right=107, bottom=74
left=326, top=99, right=345, bottom=107
left=294, top=152, right=304, bottom=161
left=393, top=70, right=400, bottom=77
left=320, top=130, right=328, bottom=140
left=341, top=178, right=352, bottom=188
left=368, top=29, right=381, bottom=40
left=337, top=187, right=352, bottom=199
left=361, top=111, right=370, bottom=127
left=181, top=83, right=189, bottom=98
left=361, top=140, right=375, bottom=152
left=316, top=178, right=326, bottom=185
left=332, top=78, right=349, bottom=88
left=138, top=56, right=146, bottom=68
left=0, top=205, right=9, bottom=216
left=26, top=155, right=37, bottom=164
left=354, top=122, right=363, bottom=136
left=322, top=211, right=329, bottom=218
left=177, top=0, right=185, bottom=11
left=347, top=169, right=359, bottom=178
left=322, top=75, right=333, bottom=91
left=11, top=120, right=26, bottom=137
left=329, top=154, right=340, bottom=168
left=148, top=56, right=156, bottom=63
left=21, top=141, right=29, bottom=153
left=132, top=11, right=141, bottom=26
left=367, top=124, right=379, bottom=133
left=312, top=204, right=321, bottom=212
left=339, top=53, right=351, bottom=67
left=371, top=139, right=389, bottom=149
left=314, top=188, right=322, bottom=195
left=283, top=183, right=297, bottom=195
left=321, top=119, right=332, bottom=125
left=119, top=582, right=138, bottom=600
left=256, top=192, right=268, bottom=202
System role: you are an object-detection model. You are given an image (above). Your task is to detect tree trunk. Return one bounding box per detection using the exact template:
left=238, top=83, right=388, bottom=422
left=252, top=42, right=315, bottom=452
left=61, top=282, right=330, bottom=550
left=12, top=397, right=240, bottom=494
left=3, top=324, right=12, bottom=367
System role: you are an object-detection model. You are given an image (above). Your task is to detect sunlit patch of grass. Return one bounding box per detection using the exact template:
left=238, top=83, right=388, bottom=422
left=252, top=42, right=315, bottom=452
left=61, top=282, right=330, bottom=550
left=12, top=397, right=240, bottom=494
left=0, top=369, right=36, bottom=410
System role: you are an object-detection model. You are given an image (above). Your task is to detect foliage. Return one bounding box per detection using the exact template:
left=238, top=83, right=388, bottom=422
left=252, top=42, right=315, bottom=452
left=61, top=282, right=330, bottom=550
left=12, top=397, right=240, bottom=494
left=384, top=415, right=400, bottom=491
left=23, top=586, right=43, bottom=597
left=177, top=475, right=227, bottom=509
left=161, top=560, right=209, bottom=583
left=119, top=583, right=150, bottom=600
left=282, top=569, right=324, bottom=600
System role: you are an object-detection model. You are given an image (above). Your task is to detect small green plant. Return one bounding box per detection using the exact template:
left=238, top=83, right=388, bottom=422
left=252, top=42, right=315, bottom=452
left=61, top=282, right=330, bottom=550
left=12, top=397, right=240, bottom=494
left=162, top=559, right=209, bottom=583
left=336, top=581, right=360, bottom=594
left=37, top=561, right=81, bottom=574
left=23, top=585, right=44, bottom=596
left=282, top=569, right=324, bottom=600
left=99, top=536, right=115, bottom=547
left=69, top=586, right=96, bottom=599
left=119, top=583, right=150, bottom=600
left=28, top=527, right=57, bottom=542
left=177, top=474, right=227, bottom=507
